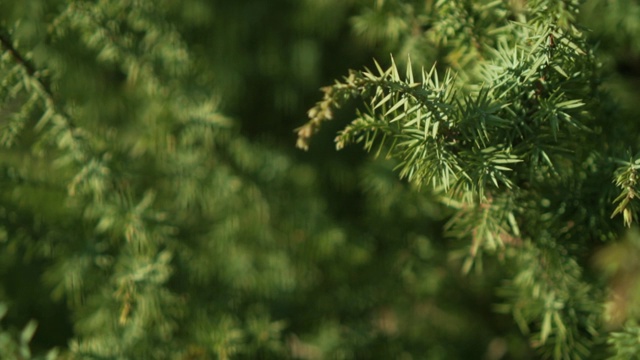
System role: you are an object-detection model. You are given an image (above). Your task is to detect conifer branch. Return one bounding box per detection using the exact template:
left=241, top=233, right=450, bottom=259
left=0, top=27, right=76, bottom=130
left=0, top=31, right=40, bottom=85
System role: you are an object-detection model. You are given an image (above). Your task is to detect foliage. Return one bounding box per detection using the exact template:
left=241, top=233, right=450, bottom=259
left=0, top=0, right=508, bottom=359
left=0, top=303, right=59, bottom=360
left=298, top=0, right=640, bottom=358
left=2, top=0, right=640, bottom=359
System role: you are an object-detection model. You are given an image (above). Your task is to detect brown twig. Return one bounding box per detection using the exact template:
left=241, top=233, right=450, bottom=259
left=0, top=28, right=77, bottom=129
left=0, top=30, right=54, bottom=99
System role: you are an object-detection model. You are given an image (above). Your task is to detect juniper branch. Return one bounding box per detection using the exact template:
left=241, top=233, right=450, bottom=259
left=0, top=27, right=76, bottom=130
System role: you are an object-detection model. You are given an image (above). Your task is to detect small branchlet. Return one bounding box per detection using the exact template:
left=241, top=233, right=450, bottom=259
left=612, top=156, right=640, bottom=227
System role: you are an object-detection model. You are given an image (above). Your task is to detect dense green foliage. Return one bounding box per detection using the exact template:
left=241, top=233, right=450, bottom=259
left=298, top=0, right=640, bottom=358
left=1, top=0, right=640, bottom=359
